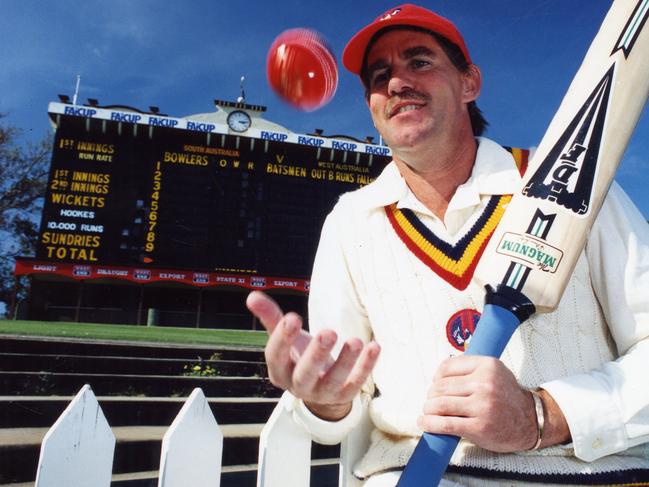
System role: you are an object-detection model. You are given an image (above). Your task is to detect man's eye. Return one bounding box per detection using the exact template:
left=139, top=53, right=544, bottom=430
left=370, top=71, right=389, bottom=87
left=411, top=59, right=430, bottom=69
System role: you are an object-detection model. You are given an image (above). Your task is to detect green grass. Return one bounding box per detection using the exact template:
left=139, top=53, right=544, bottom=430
left=0, top=319, right=268, bottom=348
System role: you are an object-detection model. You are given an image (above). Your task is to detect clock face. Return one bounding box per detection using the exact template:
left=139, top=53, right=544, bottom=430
left=227, top=110, right=251, bottom=132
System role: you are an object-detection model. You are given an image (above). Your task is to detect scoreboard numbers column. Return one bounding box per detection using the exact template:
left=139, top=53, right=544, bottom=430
left=144, top=161, right=162, bottom=256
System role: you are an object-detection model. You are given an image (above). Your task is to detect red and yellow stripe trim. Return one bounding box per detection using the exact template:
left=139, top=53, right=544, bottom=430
left=386, top=194, right=511, bottom=290
left=384, top=146, right=528, bottom=290
left=509, top=147, right=529, bottom=176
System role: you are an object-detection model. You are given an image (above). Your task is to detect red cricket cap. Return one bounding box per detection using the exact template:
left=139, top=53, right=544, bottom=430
left=342, top=4, right=471, bottom=75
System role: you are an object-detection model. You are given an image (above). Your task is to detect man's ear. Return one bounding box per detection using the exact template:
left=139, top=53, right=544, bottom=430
left=365, top=96, right=378, bottom=128
left=365, top=91, right=372, bottom=107
left=462, top=64, right=482, bottom=103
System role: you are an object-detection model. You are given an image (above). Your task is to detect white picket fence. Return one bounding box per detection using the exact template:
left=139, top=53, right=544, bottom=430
left=32, top=386, right=373, bottom=487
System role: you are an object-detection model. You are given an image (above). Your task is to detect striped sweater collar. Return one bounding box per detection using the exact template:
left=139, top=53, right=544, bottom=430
left=353, top=137, right=525, bottom=212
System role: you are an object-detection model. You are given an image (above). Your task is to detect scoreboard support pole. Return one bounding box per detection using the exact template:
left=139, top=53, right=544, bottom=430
left=8, top=276, right=20, bottom=320
left=74, top=282, right=84, bottom=323
left=137, top=286, right=145, bottom=326
left=195, top=289, right=204, bottom=329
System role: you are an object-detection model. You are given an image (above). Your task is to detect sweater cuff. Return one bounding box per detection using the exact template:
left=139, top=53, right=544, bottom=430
left=541, top=373, right=627, bottom=461
left=291, top=394, right=363, bottom=445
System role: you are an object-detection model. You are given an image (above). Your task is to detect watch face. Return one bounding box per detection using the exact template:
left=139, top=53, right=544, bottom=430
left=227, top=110, right=251, bottom=132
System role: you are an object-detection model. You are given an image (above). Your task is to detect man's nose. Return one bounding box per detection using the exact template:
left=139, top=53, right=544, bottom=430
left=387, top=67, right=414, bottom=96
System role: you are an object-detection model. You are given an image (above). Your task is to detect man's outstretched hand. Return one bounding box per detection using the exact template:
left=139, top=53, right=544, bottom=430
left=246, top=291, right=380, bottom=421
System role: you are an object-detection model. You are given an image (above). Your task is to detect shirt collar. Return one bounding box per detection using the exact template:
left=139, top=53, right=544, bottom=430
left=353, top=136, right=522, bottom=211
left=469, top=137, right=523, bottom=196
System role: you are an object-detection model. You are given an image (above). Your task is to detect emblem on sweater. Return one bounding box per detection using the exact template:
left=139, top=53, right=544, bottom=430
left=446, top=309, right=480, bottom=351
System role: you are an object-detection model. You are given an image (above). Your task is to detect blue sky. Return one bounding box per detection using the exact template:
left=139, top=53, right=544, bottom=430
left=2, top=0, right=648, bottom=217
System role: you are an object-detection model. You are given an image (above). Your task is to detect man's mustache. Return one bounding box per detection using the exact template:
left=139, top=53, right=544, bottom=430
left=385, top=90, right=429, bottom=117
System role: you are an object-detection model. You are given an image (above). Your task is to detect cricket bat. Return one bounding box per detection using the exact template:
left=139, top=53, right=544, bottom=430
left=397, top=1, right=649, bottom=485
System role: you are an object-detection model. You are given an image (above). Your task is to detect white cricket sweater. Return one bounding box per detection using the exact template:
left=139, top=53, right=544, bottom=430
left=293, top=138, right=649, bottom=483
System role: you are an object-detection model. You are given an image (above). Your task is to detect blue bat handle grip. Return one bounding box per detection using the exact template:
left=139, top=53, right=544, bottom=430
left=395, top=285, right=535, bottom=487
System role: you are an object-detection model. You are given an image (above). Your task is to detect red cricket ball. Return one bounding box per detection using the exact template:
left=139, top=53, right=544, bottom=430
left=266, top=28, right=338, bottom=112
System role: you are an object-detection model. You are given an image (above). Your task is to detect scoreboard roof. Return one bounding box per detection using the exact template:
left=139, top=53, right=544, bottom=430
left=48, top=102, right=392, bottom=157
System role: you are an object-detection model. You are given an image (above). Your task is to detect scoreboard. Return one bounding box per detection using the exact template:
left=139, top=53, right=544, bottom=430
left=36, top=104, right=391, bottom=280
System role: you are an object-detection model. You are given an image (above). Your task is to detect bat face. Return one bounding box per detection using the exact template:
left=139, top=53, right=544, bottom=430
left=475, top=0, right=649, bottom=313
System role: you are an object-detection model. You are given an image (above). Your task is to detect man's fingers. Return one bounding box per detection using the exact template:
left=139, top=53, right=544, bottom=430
left=319, top=338, right=364, bottom=391
left=247, top=291, right=378, bottom=407
left=291, top=329, right=338, bottom=393
left=289, top=328, right=313, bottom=363
left=433, top=355, right=498, bottom=381
left=417, top=413, right=475, bottom=438
left=422, top=395, right=473, bottom=419
left=246, top=291, right=284, bottom=333
left=427, top=375, right=474, bottom=399
left=339, top=341, right=380, bottom=398
left=263, top=312, right=303, bottom=388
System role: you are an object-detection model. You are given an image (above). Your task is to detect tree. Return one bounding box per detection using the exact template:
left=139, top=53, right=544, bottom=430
left=0, top=115, right=52, bottom=317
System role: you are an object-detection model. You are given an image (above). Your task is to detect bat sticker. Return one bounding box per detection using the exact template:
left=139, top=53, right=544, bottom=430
left=497, top=210, right=562, bottom=289
left=523, top=65, right=614, bottom=216
left=613, top=0, right=649, bottom=57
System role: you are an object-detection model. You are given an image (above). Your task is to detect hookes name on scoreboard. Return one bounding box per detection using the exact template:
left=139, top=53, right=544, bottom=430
left=51, top=102, right=392, bottom=156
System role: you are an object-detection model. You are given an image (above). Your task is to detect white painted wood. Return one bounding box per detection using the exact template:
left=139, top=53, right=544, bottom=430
left=158, top=388, right=223, bottom=487
left=339, top=395, right=372, bottom=487
left=257, top=392, right=311, bottom=487
left=35, top=384, right=115, bottom=487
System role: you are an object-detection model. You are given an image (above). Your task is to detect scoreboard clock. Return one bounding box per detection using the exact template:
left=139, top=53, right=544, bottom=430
left=226, top=110, right=252, bottom=132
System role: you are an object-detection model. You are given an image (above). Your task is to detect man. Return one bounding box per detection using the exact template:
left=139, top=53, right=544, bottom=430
left=248, top=4, right=649, bottom=486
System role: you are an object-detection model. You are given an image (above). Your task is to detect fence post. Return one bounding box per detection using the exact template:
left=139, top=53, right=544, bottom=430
left=34, top=384, right=115, bottom=487
left=257, top=392, right=311, bottom=487
left=339, top=395, right=372, bottom=487
left=158, top=388, right=223, bottom=487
